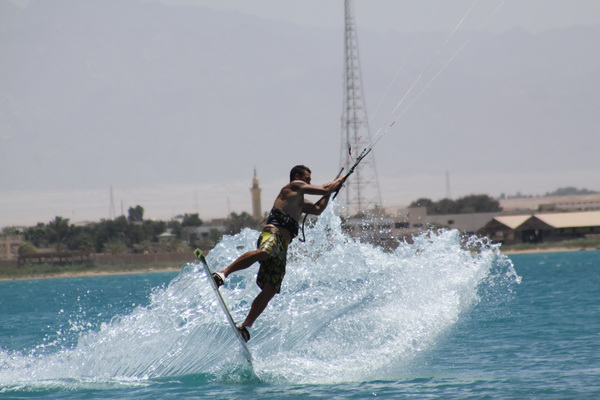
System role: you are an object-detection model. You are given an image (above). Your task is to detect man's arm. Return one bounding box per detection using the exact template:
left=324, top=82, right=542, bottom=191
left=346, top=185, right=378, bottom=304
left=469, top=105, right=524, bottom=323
left=303, top=195, right=330, bottom=215
left=294, top=176, right=345, bottom=197
left=300, top=176, right=345, bottom=215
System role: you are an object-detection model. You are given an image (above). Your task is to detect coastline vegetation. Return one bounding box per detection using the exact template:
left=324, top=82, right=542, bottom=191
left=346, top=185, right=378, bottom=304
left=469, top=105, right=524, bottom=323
left=409, top=194, right=501, bottom=215
left=4, top=205, right=260, bottom=258
left=0, top=205, right=261, bottom=281
left=3, top=190, right=599, bottom=280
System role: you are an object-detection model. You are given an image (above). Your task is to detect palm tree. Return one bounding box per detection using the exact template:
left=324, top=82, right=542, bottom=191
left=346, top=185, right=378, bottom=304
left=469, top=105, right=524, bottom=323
left=46, top=216, right=71, bottom=251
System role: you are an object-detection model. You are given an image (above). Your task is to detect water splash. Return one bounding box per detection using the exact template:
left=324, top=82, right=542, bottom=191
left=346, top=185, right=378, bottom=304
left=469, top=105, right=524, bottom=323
left=0, top=206, right=519, bottom=388
left=250, top=209, right=519, bottom=383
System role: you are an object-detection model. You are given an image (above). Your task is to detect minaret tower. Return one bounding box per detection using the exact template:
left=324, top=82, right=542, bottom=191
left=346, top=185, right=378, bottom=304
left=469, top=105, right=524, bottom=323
left=341, top=0, right=382, bottom=214
left=250, top=167, right=262, bottom=220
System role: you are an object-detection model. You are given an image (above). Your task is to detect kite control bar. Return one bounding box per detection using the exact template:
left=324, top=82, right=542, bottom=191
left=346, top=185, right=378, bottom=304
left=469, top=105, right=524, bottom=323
left=299, top=146, right=373, bottom=242
left=332, top=147, right=372, bottom=200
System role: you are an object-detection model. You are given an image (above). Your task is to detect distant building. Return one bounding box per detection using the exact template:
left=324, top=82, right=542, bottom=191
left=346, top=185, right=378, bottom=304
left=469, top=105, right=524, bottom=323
left=185, top=219, right=227, bottom=243
left=477, top=215, right=531, bottom=245
left=479, top=211, right=600, bottom=244
left=342, top=203, right=600, bottom=247
left=499, top=194, right=600, bottom=213
left=250, top=168, right=262, bottom=221
left=157, top=229, right=175, bottom=244
left=0, top=235, right=22, bottom=260
left=375, top=194, right=600, bottom=246
left=386, top=206, right=498, bottom=235
left=343, top=208, right=396, bottom=247
left=341, top=206, right=499, bottom=247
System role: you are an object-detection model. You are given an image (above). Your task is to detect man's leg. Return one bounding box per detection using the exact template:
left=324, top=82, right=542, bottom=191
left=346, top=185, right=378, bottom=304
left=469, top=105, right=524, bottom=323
left=221, top=249, right=268, bottom=278
left=241, top=282, right=277, bottom=328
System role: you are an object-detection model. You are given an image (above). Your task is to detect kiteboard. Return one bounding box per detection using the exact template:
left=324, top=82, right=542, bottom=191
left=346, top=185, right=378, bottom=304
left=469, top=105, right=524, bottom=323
left=194, top=248, right=252, bottom=365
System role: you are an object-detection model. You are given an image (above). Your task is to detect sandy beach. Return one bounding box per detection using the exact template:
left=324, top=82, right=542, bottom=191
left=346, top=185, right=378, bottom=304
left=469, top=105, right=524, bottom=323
left=500, top=247, right=586, bottom=255
left=0, top=266, right=184, bottom=282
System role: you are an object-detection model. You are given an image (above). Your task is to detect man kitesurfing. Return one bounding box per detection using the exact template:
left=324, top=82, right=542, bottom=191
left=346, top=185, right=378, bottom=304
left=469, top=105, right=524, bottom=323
left=200, top=0, right=501, bottom=343
left=200, top=0, right=507, bottom=346
left=210, top=165, right=345, bottom=342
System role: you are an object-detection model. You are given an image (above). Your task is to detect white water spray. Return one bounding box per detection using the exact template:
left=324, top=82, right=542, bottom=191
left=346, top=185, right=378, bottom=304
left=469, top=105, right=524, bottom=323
left=0, top=206, right=519, bottom=387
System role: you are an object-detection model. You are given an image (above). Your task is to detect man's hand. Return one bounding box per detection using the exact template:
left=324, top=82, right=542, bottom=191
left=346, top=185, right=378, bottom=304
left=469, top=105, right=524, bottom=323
left=330, top=175, right=347, bottom=198
left=323, top=176, right=345, bottom=195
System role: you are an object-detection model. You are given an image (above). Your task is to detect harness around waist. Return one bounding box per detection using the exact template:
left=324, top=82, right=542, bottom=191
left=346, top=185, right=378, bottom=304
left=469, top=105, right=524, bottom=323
left=266, top=208, right=299, bottom=238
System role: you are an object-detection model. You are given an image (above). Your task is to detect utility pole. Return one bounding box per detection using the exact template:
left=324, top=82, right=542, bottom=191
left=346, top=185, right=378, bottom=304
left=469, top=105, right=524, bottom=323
left=445, top=171, right=452, bottom=199
left=340, top=0, right=382, bottom=215
left=109, top=185, right=116, bottom=219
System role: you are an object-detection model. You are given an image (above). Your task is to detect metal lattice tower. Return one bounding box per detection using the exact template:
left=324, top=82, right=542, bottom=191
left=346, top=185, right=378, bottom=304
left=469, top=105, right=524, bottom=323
left=340, top=0, right=382, bottom=215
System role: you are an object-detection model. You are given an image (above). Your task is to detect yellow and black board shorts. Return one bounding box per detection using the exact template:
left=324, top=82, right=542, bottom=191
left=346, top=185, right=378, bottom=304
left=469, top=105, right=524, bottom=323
left=256, top=226, right=289, bottom=293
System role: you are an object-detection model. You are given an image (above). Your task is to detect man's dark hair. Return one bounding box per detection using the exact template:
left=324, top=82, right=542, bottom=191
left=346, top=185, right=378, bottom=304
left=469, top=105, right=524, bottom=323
left=290, top=165, right=311, bottom=181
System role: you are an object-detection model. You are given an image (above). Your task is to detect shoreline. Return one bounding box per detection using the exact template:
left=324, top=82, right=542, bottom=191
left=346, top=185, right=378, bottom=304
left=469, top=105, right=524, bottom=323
left=2, top=246, right=597, bottom=282
left=0, top=266, right=184, bottom=282
left=501, top=246, right=599, bottom=255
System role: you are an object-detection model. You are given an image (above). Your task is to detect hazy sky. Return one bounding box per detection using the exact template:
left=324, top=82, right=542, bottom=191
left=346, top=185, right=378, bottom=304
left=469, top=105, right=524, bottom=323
left=162, top=0, right=600, bottom=33
left=1, top=0, right=599, bottom=228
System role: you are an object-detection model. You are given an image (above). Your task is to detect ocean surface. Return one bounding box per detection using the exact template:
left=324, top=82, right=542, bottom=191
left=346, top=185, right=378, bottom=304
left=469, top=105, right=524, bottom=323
left=1, top=209, right=599, bottom=399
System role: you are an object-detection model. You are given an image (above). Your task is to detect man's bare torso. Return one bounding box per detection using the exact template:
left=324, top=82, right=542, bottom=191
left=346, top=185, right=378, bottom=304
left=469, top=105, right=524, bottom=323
left=273, top=181, right=305, bottom=222
left=264, top=170, right=342, bottom=242
left=266, top=180, right=306, bottom=241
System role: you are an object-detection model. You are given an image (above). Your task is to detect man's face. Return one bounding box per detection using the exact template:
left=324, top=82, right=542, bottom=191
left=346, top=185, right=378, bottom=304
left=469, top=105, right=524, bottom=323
left=298, top=171, right=312, bottom=184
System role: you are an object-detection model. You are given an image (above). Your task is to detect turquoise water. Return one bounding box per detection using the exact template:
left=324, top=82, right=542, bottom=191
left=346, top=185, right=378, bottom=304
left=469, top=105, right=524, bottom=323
left=1, top=208, right=599, bottom=399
